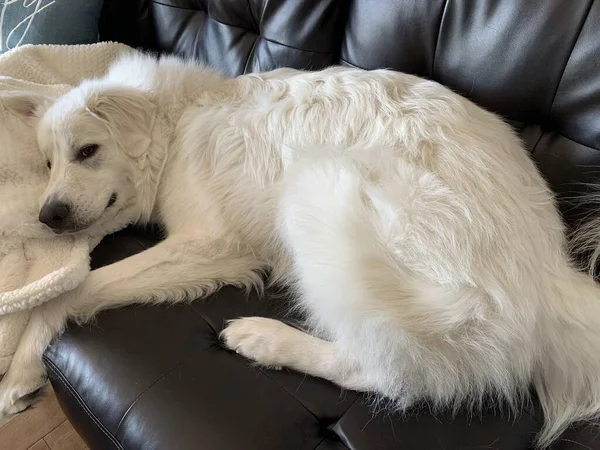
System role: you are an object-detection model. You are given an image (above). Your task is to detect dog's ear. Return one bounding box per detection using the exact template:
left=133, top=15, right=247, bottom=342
left=86, top=86, right=155, bottom=158
left=1, top=91, right=52, bottom=119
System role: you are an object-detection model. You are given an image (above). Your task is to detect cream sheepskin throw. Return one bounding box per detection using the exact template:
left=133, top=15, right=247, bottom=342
left=0, top=42, right=133, bottom=374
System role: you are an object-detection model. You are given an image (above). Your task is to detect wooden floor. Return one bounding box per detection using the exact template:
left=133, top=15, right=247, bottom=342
left=0, top=384, right=87, bottom=450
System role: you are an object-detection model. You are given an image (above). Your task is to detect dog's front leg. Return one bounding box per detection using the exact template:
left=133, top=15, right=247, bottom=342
left=68, top=235, right=263, bottom=320
left=0, top=235, right=263, bottom=422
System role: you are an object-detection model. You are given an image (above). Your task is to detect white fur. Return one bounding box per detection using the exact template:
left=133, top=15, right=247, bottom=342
left=2, top=51, right=600, bottom=447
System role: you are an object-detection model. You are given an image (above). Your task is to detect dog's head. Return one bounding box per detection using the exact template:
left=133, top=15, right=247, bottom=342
left=34, top=81, right=156, bottom=235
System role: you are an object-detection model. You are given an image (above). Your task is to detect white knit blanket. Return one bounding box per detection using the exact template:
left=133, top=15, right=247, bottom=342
left=0, top=42, right=133, bottom=373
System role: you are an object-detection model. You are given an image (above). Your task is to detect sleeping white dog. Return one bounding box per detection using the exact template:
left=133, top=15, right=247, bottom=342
left=2, top=51, right=600, bottom=447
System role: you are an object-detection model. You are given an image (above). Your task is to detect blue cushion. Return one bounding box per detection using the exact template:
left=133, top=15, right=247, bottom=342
left=0, top=0, right=104, bottom=54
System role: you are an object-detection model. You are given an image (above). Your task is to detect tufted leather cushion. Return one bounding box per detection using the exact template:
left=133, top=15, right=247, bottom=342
left=45, top=1, right=600, bottom=449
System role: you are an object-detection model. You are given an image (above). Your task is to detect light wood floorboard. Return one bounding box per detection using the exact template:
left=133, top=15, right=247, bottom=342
left=0, top=385, right=88, bottom=450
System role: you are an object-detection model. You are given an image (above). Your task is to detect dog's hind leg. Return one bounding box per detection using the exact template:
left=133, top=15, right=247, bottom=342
left=222, top=154, right=539, bottom=411
left=221, top=316, right=373, bottom=391
left=0, top=234, right=263, bottom=422
left=221, top=157, right=405, bottom=394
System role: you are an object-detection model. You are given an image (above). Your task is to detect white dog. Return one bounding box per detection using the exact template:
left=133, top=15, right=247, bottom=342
left=1, top=51, right=600, bottom=448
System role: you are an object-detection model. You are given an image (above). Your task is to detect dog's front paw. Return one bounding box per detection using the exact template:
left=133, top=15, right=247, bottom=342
left=221, top=317, right=298, bottom=370
left=0, top=362, right=47, bottom=425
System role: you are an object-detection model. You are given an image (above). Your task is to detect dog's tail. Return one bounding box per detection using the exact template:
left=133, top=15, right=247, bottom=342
left=533, top=266, right=600, bottom=448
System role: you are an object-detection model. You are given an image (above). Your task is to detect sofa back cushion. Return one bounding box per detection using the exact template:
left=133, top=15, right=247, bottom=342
left=99, top=0, right=600, bottom=229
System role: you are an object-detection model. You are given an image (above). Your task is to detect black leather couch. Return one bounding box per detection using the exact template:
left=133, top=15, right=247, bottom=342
left=43, top=1, right=600, bottom=449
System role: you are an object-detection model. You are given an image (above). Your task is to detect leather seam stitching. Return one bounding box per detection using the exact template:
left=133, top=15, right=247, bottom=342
left=44, top=356, right=124, bottom=450
left=531, top=131, right=546, bottom=155
left=115, top=355, right=198, bottom=433
left=243, top=35, right=260, bottom=74
left=314, top=436, right=350, bottom=450
left=256, top=369, right=323, bottom=422
left=561, top=132, right=600, bottom=152
left=151, top=1, right=332, bottom=57
left=533, top=131, right=600, bottom=155
left=207, top=16, right=254, bottom=32
left=556, top=131, right=599, bottom=152
left=261, top=36, right=332, bottom=55
left=186, top=303, right=218, bottom=334
left=548, top=0, right=594, bottom=114
left=339, top=58, right=367, bottom=70
left=246, top=0, right=258, bottom=30
left=325, top=396, right=360, bottom=432
left=151, top=1, right=206, bottom=12
left=313, top=438, right=325, bottom=449
left=431, top=0, right=450, bottom=77
left=151, top=1, right=256, bottom=34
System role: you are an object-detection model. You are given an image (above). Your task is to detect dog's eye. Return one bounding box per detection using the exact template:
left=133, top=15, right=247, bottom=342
left=46, top=160, right=51, bottom=169
left=78, top=144, right=99, bottom=160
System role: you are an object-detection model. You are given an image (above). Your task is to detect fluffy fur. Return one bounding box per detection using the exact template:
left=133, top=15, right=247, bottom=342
left=1, top=51, right=600, bottom=447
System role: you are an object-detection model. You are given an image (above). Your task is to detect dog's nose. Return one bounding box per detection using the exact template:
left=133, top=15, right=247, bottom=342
left=39, top=200, right=71, bottom=230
